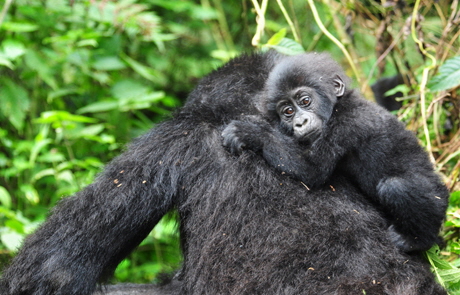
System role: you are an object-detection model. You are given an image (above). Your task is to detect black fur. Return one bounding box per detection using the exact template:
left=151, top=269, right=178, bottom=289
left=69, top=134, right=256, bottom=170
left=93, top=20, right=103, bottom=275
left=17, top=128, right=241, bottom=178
left=222, top=53, right=449, bottom=253
left=0, top=52, right=446, bottom=294
left=372, top=74, right=405, bottom=111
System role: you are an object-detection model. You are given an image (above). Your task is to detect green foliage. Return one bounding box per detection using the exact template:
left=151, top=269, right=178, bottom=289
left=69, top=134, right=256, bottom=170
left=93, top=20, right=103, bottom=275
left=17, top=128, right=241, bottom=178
left=0, top=0, right=219, bottom=281
left=429, top=56, right=460, bottom=92
left=428, top=191, right=460, bottom=293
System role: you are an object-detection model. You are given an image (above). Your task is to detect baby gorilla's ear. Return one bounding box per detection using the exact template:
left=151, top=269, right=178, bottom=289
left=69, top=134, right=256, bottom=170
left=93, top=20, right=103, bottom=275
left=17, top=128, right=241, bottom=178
left=333, top=75, right=345, bottom=98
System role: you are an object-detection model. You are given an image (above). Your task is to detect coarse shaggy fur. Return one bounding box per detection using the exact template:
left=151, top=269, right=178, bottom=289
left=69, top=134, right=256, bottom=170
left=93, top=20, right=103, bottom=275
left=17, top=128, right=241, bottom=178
left=0, top=51, right=447, bottom=295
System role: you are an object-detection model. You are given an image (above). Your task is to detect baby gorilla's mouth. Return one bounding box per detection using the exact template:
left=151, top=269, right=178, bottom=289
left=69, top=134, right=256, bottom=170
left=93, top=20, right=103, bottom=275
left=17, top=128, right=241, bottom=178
left=295, top=129, right=321, bottom=145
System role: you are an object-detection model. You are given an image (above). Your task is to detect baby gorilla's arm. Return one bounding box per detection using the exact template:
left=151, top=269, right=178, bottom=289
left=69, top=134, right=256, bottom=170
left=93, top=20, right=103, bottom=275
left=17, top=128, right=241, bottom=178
left=222, top=118, right=322, bottom=185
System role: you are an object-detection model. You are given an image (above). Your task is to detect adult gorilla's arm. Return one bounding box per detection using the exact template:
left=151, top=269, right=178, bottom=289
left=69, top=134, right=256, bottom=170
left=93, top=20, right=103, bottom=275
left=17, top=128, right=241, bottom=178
left=0, top=119, right=190, bottom=295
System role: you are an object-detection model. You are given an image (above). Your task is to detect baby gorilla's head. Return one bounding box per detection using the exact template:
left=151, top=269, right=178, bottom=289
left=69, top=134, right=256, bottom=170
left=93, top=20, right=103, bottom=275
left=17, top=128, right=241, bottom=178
left=263, top=53, right=350, bottom=144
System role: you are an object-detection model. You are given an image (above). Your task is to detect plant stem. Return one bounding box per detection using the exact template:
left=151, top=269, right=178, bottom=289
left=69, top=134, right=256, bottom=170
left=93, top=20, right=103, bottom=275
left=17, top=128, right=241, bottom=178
left=306, top=0, right=361, bottom=84
left=411, top=0, right=436, bottom=161
left=251, top=0, right=269, bottom=46
left=0, top=0, right=13, bottom=26
left=275, top=0, right=300, bottom=43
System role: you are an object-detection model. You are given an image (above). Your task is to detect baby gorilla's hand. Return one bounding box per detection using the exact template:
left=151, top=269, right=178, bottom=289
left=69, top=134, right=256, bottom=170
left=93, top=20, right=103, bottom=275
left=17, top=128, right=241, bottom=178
left=222, top=119, right=267, bottom=155
left=387, top=224, right=413, bottom=252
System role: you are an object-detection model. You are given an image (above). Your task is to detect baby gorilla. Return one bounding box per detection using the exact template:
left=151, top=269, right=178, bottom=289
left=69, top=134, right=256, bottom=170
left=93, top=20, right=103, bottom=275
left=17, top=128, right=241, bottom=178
left=222, top=52, right=449, bottom=253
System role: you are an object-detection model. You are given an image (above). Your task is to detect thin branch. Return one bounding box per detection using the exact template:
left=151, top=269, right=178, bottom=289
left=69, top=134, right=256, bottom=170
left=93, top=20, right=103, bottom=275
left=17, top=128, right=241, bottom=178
left=275, top=0, right=300, bottom=43
left=410, top=0, right=437, bottom=162
left=306, top=0, right=361, bottom=84
left=251, top=0, right=269, bottom=47
left=0, top=0, right=14, bottom=27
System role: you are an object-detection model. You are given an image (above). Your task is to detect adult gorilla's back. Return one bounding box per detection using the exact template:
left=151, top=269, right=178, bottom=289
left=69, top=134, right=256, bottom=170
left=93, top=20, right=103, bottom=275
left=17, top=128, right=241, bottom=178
left=1, top=52, right=445, bottom=294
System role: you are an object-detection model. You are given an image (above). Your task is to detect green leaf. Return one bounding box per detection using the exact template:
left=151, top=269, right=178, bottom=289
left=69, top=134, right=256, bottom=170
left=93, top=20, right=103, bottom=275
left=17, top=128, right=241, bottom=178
left=0, top=56, right=14, bottom=69
left=265, top=38, right=304, bottom=55
left=112, top=80, right=150, bottom=101
left=1, top=22, right=39, bottom=32
left=437, top=268, right=460, bottom=283
left=77, top=101, right=119, bottom=114
left=1, top=39, right=26, bottom=60
left=429, top=56, right=460, bottom=91
left=29, top=139, right=52, bottom=165
left=1, top=231, right=24, bottom=251
left=0, top=186, right=12, bottom=208
left=19, top=184, right=39, bottom=204
left=267, top=29, right=287, bottom=46
left=32, top=168, right=56, bottom=182
left=92, top=56, right=127, bottom=71
left=5, top=219, right=25, bottom=233
left=35, top=111, right=98, bottom=124
left=120, top=53, right=158, bottom=81
left=427, top=246, right=453, bottom=270
left=0, top=78, right=30, bottom=131
left=190, top=6, right=218, bottom=20
left=24, top=50, right=58, bottom=89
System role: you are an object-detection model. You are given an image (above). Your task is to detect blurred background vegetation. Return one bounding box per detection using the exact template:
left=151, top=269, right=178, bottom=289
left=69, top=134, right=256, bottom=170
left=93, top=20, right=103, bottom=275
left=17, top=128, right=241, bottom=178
left=0, top=0, right=459, bottom=292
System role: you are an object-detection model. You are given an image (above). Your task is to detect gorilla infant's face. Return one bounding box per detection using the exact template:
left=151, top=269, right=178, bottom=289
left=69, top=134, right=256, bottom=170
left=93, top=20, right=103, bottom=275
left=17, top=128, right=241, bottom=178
left=264, top=53, right=347, bottom=146
left=275, top=86, right=331, bottom=144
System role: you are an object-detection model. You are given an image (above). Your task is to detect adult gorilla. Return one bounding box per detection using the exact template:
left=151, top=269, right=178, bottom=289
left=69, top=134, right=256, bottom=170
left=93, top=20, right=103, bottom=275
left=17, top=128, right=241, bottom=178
left=1, top=51, right=446, bottom=295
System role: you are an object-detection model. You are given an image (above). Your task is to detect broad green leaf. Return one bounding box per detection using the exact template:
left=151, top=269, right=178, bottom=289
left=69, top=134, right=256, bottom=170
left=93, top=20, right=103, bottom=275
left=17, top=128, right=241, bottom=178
left=112, top=80, right=150, bottom=100
left=437, top=268, right=460, bottom=283
left=190, top=6, right=218, bottom=20
left=427, top=246, right=454, bottom=270
left=266, top=38, right=305, bottom=55
left=1, top=231, right=24, bottom=251
left=1, top=22, right=38, bottom=32
left=77, top=101, right=119, bottom=114
left=32, top=168, right=56, bottom=182
left=429, top=56, right=460, bottom=91
left=35, top=111, right=98, bottom=124
left=92, top=56, right=127, bottom=71
left=210, top=50, right=238, bottom=62
left=2, top=39, right=26, bottom=60
left=77, top=39, right=98, bottom=47
left=0, top=186, right=11, bottom=208
left=120, top=53, right=158, bottom=81
left=0, top=56, right=14, bottom=69
left=29, top=139, right=52, bottom=165
left=267, top=29, right=287, bottom=46
left=24, top=50, right=58, bottom=89
left=19, top=184, right=39, bottom=204
left=0, top=78, right=30, bottom=131
left=5, top=219, right=25, bottom=233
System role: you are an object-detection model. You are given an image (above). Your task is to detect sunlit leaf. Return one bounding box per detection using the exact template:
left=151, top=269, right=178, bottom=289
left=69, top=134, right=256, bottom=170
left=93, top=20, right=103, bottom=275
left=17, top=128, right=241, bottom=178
left=429, top=56, right=460, bottom=91
left=0, top=78, right=30, bottom=131
left=35, top=111, right=98, bottom=124
left=120, top=53, right=158, bottom=81
left=0, top=56, right=14, bottom=69
left=2, top=39, right=26, bottom=60
left=0, top=186, right=12, bottom=208
left=265, top=38, right=304, bottom=55
left=92, top=56, right=127, bottom=71
left=437, top=268, right=460, bottom=283
left=267, top=29, right=287, bottom=46
left=1, top=231, right=23, bottom=251
left=19, top=184, right=39, bottom=204
left=77, top=101, right=119, bottom=114
left=1, top=22, right=39, bottom=32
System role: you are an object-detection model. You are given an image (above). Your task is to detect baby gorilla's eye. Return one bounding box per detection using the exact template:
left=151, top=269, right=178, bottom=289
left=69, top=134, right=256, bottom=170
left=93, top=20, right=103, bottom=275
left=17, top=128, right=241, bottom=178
left=282, top=106, right=295, bottom=117
left=299, top=95, right=311, bottom=106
